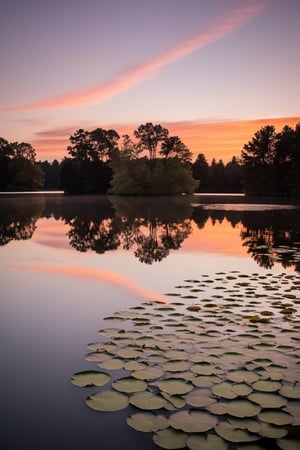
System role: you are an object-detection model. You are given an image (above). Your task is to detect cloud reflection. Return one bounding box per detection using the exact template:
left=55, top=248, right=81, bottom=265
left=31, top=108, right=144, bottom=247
left=9, top=264, right=167, bottom=303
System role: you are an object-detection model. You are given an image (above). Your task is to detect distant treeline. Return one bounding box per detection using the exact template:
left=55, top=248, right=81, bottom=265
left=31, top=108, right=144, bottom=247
left=0, top=122, right=299, bottom=196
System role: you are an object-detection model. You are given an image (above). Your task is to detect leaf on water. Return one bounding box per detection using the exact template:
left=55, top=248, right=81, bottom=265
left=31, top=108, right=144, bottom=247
left=223, top=399, right=261, bottom=418
left=251, top=379, right=281, bottom=392
left=186, top=433, right=227, bottom=450
left=248, top=392, right=287, bottom=409
left=129, top=391, right=167, bottom=410
left=258, top=410, right=294, bottom=426
left=168, top=410, right=217, bottom=433
left=158, top=378, right=194, bottom=396
left=127, top=412, right=168, bottom=432
left=280, top=384, right=300, bottom=399
left=86, top=390, right=129, bottom=412
left=215, top=421, right=259, bottom=443
left=153, top=428, right=187, bottom=449
left=112, top=377, right=147, bottom=393
left=70, top=370, right=110, bottom=387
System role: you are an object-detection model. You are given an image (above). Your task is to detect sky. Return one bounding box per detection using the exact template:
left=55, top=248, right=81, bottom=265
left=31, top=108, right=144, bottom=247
left=1, top=0, right=299, bottom=163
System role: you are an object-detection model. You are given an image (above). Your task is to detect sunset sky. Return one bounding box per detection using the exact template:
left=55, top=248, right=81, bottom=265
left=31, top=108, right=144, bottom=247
left=1, top=0, right=299, bottom=162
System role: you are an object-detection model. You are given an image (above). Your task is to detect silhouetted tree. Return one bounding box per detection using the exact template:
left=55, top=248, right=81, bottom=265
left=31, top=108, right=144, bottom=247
left=134, top=123, right=169, bottom=160
left=160, top=136, right=192, bottom=163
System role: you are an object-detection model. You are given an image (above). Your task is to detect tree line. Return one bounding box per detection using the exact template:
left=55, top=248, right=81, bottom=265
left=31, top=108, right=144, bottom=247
left=0, top=122, right=299, bottom=196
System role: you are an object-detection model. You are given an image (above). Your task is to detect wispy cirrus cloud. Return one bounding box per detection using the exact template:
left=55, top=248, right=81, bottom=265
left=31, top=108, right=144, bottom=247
left=8, top=1, right=268, bottom=112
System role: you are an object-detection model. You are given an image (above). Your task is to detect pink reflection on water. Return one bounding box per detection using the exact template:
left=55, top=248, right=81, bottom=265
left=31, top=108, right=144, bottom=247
left=9, top=263, right=168, bottom=304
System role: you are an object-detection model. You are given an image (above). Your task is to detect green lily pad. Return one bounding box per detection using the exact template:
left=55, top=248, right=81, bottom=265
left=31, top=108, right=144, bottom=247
left=251, top=380, right=281, bottom=392
left=132, top=366, right=164, bottom=380
left=184, top=388, right=216, bottom=407
left=258, top=410, right=294, bottom=426
left=153, top=428, right=187, bottom=449
left=248, top=392, right=288, bottom=408
left=277, top=438, right=300, bottom=450
left=162, top=360, right=191, bottom=372
left=212, top=382, right=238, bottom=399
left=224, top=399, right=261, bottom=418
left=98, top=358, right=124, bottom=370
left=112, top=377, right=147, bottom=393
left=168, top=410, right=217, bottom=433
left=186, top=434, right=227, bottom=450
left=228, top=417, right=260, bottom=433
left=130, top=391, right=167, bottom=410
left=86, top=390, right=129, bottom=411
left=227, top=370, right=259, bottom=384
left=280, top=384, right=300, bottom=399
left=158, top=378, right=194, bottom=395
left=259, top=422, right=287, bottom=439
left=215, top=421, right=259, bottom=442
left=70, top=370, right=110, bottom=387
left=127, top=412, right=168, bottom=432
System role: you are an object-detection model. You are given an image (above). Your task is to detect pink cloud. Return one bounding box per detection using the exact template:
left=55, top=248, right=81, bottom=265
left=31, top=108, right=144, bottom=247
left=9, top=264, right=168, bottom=303
left=8, top=1, right=268, bottom=112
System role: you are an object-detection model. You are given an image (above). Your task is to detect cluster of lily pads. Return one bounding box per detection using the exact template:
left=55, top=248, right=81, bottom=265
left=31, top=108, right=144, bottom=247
left=71, top=271, right=300, bottom=449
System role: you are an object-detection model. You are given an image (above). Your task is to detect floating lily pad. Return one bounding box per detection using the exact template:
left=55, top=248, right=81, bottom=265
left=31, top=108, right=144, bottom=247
left=132, top=366, right=164, bottom=380
left=86, top=390, right=129, bottom=411
left=153, top=428, right=187, bottom=449
left=127, top=412, right=168, bottom=432
left=158, top=378, right=194, bottom=395
left=277, top=438, right=300, bottom=450
left=112, top=377, right=147, bottom=393
left=169, top=410, right=217, bottom=433
left=228, top=417, right=260, bottom=433
left=98, top=358, right=124, bottom=370
left=186, top=434, right=227, bottom=450
left=248, top=392, right=287, bottom=408
left=70, top=370, right=110, bottom=387
left=162, top=360, right=191, bottom=372
left=130, top=391, right=167, bottom=410
left=259, top=422, right=287, bottom=439
left=258, top=410, right=294, bottom=426
left=184, top=388, right=216, bottom=407
left=280, top=384, right=300, bottom=399
left=224, top=399, right=261, bottom=418
left=212, top=382, right=238, bottom=399
left=251, top=380, right=281, bottom=392
left=215, top=421, right=259, bottom=442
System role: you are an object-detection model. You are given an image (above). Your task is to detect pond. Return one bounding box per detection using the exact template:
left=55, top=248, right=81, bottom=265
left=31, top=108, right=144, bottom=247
left=0, top=193, right=299, bottom=450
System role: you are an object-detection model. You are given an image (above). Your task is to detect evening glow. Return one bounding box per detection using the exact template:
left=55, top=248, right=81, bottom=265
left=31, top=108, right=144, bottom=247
left=1, top=0, right=299, bottom=162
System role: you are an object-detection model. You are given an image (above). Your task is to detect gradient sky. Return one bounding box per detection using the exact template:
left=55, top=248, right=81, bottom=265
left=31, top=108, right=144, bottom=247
left=1, top=0, right=299, bottom=162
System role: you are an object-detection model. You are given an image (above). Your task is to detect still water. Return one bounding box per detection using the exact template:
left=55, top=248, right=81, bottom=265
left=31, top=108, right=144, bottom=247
left=0, top=194, right=299, bottom=450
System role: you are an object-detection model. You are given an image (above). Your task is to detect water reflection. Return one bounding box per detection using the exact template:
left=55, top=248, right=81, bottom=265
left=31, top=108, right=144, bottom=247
left=0, top=194, right=300, bottom=271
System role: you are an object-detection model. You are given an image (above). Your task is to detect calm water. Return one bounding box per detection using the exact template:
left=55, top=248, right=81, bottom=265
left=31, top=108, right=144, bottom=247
left=1, top=194, right=299, bottom=450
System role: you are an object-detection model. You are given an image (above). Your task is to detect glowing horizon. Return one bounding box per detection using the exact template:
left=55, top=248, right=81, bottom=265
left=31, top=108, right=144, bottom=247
left=32, top=115, right=300, bottom=163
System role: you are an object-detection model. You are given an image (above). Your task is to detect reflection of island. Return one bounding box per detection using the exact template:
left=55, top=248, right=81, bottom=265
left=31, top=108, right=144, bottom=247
left=1, top=194, right=299, bottom=270
left=66, top=197, right=193, bottom=264
left=192, top=205, right=300, bottom=272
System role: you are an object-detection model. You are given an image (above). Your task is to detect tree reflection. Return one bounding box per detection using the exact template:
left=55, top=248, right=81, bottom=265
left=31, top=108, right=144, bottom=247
left=0, top=196, right=44, bottom=245
left=0, top=194, right=299, bottom=271
left=65, top=197, right=193, bottom=264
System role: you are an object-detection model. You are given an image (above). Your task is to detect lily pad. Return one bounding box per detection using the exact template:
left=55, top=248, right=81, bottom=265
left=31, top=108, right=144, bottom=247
left=280, top=384, right=300, bottom=399
left=224, top=399, right=261, bottom=418
left=215, top=421, right=259, bottom=442
left=158, top=378, right=194, bottom=395
left=212, top=382, right=238, bottom=399
left=86, top=390, right=129, bottom=412
left=258, top=410, right=294, bottom=426
left=168, top=410, right=217, bottom=433
left=153, top=428, right=187, bottom=449
left=259, top=422, right=288, bottom=439
left=112, top=377, right=147, bottom=393
left=248, top=392, right=287, bottom=409
left=277, top=438, right=300, bottom=450
left=184, top=388, right=216, bottom=407
left=130, top=391, right=167, bottom=410
left=251, top=380, right=281, bottom=392
left=186, top=434, right=227, bottom=450
left=127, top=412, right=168, bottom=432
left=70, top=370, right=110, bottom=387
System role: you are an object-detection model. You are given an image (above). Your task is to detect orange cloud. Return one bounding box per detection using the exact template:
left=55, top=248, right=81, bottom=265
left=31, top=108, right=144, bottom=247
left=8, top=1, right=268, bottom=112
left=9, top=264, right=167, bottom=303
left=32, top=115, right=300, bottom=163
